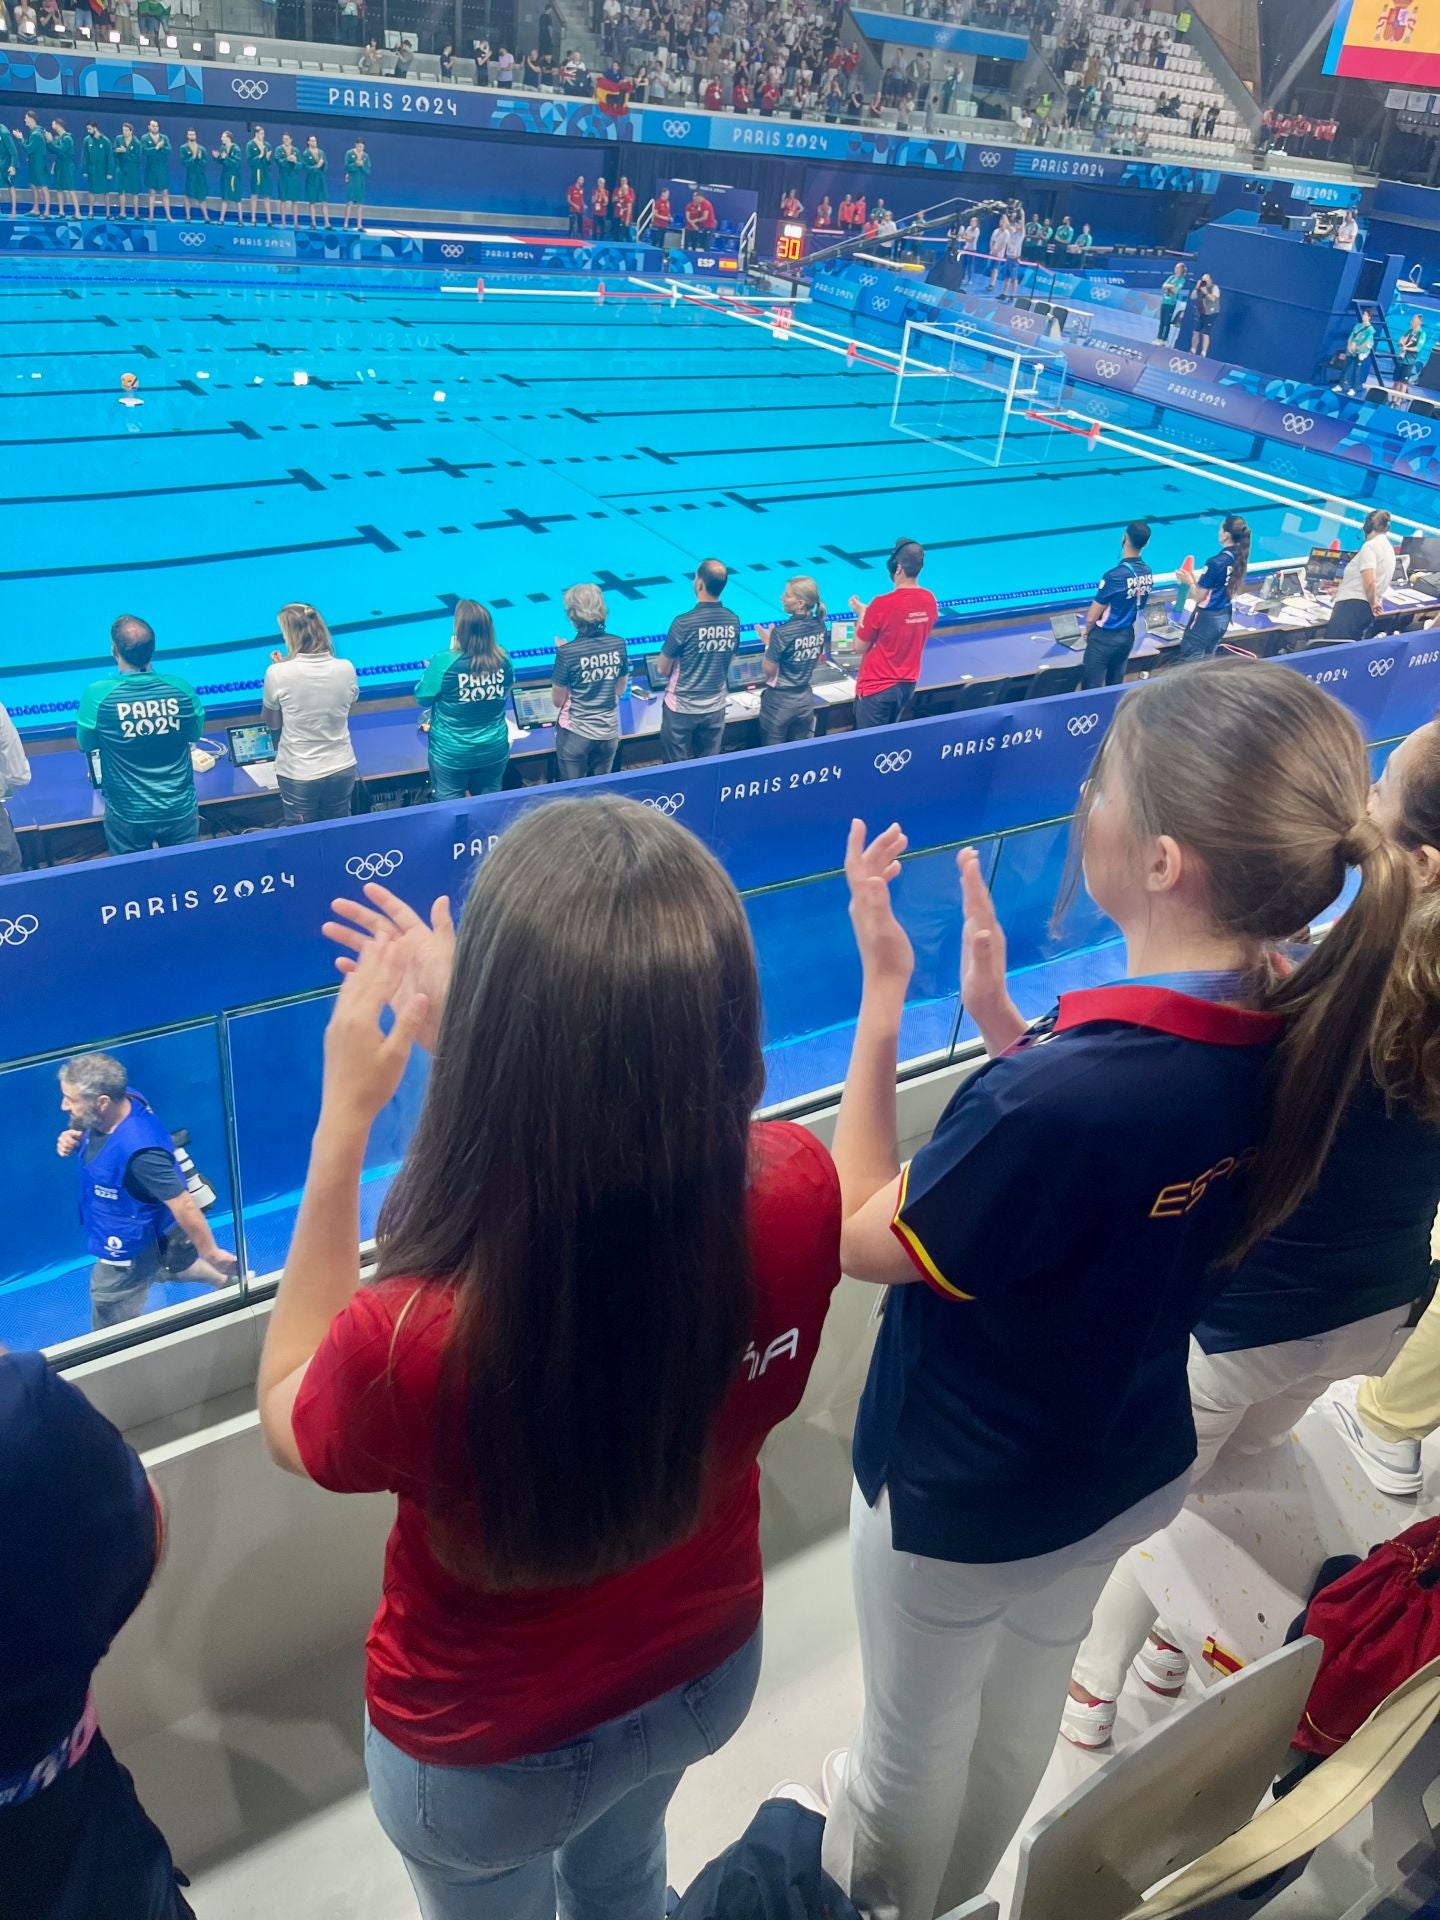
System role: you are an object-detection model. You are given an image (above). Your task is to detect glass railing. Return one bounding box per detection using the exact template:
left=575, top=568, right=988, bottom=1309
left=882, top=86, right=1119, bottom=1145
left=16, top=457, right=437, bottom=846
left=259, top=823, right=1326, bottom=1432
left=0, top=808, right=1123, bottom=1362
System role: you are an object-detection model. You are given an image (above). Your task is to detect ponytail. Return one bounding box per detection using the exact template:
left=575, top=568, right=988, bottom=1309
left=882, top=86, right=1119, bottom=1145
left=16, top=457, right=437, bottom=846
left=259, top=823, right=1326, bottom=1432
left=1222, top=513, right=1250, bottom=598
left=1371, top=719, right=1440, bottom=1127
left=1066, top=661, right=1414, bottom=1266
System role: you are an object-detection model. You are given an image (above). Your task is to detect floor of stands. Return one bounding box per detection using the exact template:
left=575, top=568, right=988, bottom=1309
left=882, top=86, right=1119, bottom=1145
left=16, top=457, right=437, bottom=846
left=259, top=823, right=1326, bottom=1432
left=131, top=1399, right=1408, bottom=1918
left=0, top=265, right=1361, bottom=722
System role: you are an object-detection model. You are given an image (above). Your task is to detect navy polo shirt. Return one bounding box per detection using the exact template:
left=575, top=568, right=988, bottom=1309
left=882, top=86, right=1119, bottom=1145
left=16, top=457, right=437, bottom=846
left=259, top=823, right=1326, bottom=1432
left=1195, top=1074, right=1440, bottom=1354
left=1093, top=559, right=1153, bottom=632
left=853, top=985, right=1282, bottom=1564
left=1197, top=548, right=1238, bottom=617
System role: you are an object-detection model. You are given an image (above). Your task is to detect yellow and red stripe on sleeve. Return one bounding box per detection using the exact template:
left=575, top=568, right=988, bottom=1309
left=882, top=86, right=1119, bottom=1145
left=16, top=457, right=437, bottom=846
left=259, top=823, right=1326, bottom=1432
left=890, top=1161, right=974, bottom=1301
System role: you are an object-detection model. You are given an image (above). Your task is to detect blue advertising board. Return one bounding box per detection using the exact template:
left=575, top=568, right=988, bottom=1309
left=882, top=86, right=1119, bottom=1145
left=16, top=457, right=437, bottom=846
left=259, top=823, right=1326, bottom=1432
left=0, top=632, right=1427, bottom=1068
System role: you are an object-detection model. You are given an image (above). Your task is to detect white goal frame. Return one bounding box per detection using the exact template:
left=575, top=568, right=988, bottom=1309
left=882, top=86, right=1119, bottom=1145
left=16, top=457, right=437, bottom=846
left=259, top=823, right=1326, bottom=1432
left=891, top=318, right=1067, bottom=468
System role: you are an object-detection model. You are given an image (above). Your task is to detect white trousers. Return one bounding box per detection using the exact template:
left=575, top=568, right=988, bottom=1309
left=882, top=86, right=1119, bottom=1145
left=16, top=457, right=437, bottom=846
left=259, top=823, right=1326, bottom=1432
left=822, top=1473, right=1187, bottom=1920
left=1070, top=1308, right=1409, bottom=1703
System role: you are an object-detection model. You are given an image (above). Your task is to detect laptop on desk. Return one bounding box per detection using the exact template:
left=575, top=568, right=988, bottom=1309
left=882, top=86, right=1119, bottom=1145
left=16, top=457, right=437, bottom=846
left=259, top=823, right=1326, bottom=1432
left=1049, top=611, right=1085, bottom=651
left=226, top=723, right=277, bottom=767
left=511, top=686, right=559, bottom=730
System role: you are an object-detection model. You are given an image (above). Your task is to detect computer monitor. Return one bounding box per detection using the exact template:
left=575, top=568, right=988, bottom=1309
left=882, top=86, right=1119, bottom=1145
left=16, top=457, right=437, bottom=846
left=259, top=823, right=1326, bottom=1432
left=226, top=722, right=277, bottom=767
left=645, top=652, right=672, bottom=694
left=86, top=748, right=103, bottom=789
left=1269, top=569, right=1305, bottom=600
left=727, top=654, right=767, bottom=692
left=1049, top=610, right=1085, bottom=650
left=1400, top=534, right=1440, bottom=572
left=1305, top=546, right=1355, bottom=591
left=1394, top=551, right=1412, bottom=585
left=511, top=685, right=559, bottom=729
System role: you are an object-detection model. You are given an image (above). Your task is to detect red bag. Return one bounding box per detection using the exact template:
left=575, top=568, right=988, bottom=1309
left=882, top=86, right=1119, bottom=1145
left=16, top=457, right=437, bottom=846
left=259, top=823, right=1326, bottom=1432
left=1294, top=1518, right=1440, bottom=1756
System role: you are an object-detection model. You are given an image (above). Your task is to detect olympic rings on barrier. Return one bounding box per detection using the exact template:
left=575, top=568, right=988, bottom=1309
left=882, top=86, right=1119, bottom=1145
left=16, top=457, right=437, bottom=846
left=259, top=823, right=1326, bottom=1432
left=345, top=851, right=404, bottom=880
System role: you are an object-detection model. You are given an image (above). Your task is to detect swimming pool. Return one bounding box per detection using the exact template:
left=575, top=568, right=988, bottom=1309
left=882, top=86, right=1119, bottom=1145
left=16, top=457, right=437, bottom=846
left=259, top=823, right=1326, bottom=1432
left=0, top=261, right=1373, bottom=728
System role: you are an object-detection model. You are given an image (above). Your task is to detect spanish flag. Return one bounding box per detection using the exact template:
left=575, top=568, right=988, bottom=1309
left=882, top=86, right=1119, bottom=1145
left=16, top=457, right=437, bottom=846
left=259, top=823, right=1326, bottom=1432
left=594, top=74, right=634, bottom=117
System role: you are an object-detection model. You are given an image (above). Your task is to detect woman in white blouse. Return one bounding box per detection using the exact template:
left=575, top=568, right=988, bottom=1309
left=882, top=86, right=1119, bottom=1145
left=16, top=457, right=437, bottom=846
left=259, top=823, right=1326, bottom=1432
left=1325, top=508, right=1395, bottom=643
left=261, top=603, right=360, bottom=826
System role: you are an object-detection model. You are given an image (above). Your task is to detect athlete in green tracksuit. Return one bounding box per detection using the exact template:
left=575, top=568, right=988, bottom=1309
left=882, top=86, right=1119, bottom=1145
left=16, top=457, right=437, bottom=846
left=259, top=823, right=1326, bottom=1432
left=180, top=130, right=209, bottom=222
left=214, top=130, right=243, bottom=221
left=82, top=122, right=113, bottom=218
left=76, top=617, right=206, bottom=856
left=142, top=119, right=172, bottom=222
left=112, top=122, right=142, bottom=217
left=300, top=135, right=328, bottom=227
left=244, top=127, right=272, bottom=226
left=20, top=112, right=50, bottom=217
left=342, top=140, right=371, bottom=230
left=48, top=119, right=79, bottom=218
left=0, top=122, right=17, bottom=218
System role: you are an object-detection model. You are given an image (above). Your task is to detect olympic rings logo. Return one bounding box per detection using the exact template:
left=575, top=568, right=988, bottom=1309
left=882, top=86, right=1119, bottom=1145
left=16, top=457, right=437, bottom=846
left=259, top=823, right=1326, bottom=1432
left=873, top=750, right=911, bottom=774
left=180, top=230, right=205, bottom=246
left=1282, top=413, right=1315, bottom=435
left=642, top=794, right=685, bottom=815
left=231, top=77, right=269, bottom=100
left=1067, top=713, right=1100, bottom=736
left=0, top=914, right=38, bottom=946
left=345, top=851, right=404, bottom=880
left=872, top=295, right=889, bottom=311
left=1368, top=657, right=1395, bottom=677
left=441, top=242, right=464, bottom=258
left=662, top=118, right=692, bottom=137
left=1397, top=419, right=1432, bottom=441
left=858, top=272, right=878, bottom=287
left=1093, top=359, right=1121, bottom=378
left=978, top=150, right=1002, bottom=167
left=1167, top=356, right=1196, bottom=375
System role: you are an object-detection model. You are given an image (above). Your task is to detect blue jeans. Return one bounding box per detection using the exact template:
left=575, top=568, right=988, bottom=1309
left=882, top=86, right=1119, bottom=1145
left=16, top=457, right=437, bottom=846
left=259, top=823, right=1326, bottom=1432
left=1179, top=606, right=1230, bottom=661
left=365, top=1628, right=762, bottom=1920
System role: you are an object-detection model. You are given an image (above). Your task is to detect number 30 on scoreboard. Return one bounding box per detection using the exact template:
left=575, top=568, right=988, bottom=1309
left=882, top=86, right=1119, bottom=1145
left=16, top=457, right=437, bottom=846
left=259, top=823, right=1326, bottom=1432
left=777, top=221, right=806, bottom=262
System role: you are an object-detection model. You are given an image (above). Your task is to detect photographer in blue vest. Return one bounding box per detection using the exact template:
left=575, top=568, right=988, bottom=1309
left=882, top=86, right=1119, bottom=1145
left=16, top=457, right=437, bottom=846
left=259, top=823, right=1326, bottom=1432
left=57, top=1053, right=238, bottom=1332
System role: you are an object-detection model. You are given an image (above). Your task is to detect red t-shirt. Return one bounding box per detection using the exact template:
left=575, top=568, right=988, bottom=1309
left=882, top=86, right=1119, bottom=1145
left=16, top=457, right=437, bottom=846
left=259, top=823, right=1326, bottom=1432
left=856, top=585, right=939, bottom=694
left=566, top=183, right=584, bottom=212
left=291, top=1121, right=840, bottom=1768
left=655, top=192, right=672, bottom=224
left=592, top=181, right=609, bottom=211
left=686, top=195, right=716, bottom=230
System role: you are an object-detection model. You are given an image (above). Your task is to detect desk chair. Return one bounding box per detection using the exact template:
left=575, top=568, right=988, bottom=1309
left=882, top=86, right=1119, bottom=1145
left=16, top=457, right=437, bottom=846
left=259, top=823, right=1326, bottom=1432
left=937, top=1640, right=1322, bottom=1920
left=913, top=678, right=1007, bottom=717
left=1026, top=663, right=1084, bottom=700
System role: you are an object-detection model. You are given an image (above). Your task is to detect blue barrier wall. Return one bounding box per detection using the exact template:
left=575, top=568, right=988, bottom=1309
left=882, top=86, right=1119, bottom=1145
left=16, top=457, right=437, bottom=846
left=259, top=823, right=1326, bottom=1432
left=3, top=633, right=1437, bottom=1073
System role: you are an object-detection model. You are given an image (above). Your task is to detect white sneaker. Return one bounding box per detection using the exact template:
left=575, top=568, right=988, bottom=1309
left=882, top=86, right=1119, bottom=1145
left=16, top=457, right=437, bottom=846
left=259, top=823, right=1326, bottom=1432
left=769, top=1782, right=826, bottom=1814
left=820, top=1747, right=849, bottom=1810
left=1060, top=1688, right=1116, bottom=1749
left=1325, top=1378, right=1423, bottom=1499
left=1133, top=1633, right=1189, bottom=1697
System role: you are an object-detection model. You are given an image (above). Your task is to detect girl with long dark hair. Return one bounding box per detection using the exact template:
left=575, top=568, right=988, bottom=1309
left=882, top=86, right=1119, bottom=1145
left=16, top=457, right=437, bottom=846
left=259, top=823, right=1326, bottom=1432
left=1178, top=512, right=1249, bottom=660
left=415, top=599, right=513, bottom=798
left=256, top=797, right=840, bottom=1920
left=819, top=660, right=1410, bottom=1919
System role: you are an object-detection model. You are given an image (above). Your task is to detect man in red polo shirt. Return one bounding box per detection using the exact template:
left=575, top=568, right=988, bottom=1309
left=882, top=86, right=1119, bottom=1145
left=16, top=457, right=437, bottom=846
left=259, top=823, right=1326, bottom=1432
left=653, top=184, right=672, bottom=234
left=565, top=174, right=585, bottom=237
left=847, top=537, right=938, bottom=729
left=684, top=188, right=716, bottom=250
left=590, top=174, right=609, bottom=236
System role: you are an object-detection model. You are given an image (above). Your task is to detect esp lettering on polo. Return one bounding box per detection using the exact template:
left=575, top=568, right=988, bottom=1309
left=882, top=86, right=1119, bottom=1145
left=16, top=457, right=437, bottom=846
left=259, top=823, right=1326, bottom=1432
left=1149, top=1149, right=1257, bottom=1220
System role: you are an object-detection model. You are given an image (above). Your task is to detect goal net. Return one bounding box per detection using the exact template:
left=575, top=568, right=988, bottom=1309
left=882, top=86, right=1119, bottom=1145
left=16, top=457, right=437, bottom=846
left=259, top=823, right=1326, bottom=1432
left=891, top=319, right=1070, bottom=468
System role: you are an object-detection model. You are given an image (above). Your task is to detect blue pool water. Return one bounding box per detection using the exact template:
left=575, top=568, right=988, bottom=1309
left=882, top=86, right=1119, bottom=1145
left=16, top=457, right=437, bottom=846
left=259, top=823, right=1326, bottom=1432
left=0, top=262, right=1365, bottom=727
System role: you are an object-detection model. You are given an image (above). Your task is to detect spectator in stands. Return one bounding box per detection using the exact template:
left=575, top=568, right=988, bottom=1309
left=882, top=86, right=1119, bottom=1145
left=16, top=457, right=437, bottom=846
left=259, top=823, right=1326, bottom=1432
left=262, top=602, right=360, bottom=827
left=1069, top=712, right=1440, bottom=1747
left=416, top=600, right=514, bottom=797
left=551, top=583, right=628, bottom=782
left=76, top=615, right=204, bottom=856
left=1395, top=313, right=1428, bottom=397
left=439, top=42, right=457, bottom=80
left=1078, top=520, right=1153, bottom=689
left=472, top=38, right=491, bottom=83
left=58, top=1050, right=238, bottom=1329
left=496, top=44, right=514, bottom=85
left=1157, top=261, right=1186, bottom=342
left=757, top=575, right=828, bottom=745
left=1339, top=307, right=1376, bottom=395
left=0, top=696, right=29, bottom=875
left=822, top=659, right=1410, bottom=1920
left=0, top=1349, right=196, bottom=1919
left=657, top=559, right=740, bottom=761
left=1189, top=271, right=1220, bottom=355
left=1325, top=507, right=1395, bottom=642
left=1177, top=514, right=1249, bottom=660
left=1204, top=100, right=1220, bottom=138
left=258, top=797, right=841, bottom=1919
left=393, top=38, right=415, bottom=77
left=847, top=538, right=937, bottom=730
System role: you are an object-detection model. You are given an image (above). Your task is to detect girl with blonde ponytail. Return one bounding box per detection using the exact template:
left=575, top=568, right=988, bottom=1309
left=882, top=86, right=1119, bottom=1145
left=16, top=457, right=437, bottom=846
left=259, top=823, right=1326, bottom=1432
left=1067, top=714, right=1440, bottom=1749
left=821, top=659, right=1411, bottom=1919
